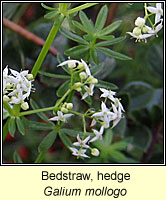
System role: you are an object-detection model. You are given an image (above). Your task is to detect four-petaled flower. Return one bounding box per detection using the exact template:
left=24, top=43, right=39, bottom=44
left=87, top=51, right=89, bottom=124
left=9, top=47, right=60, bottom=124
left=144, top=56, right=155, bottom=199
left=89, top=126, right=105, bottom=143
left=82, top=84, right=95, bottom=99
left=147, top=3, right=163, bottom=24
left=99, top=88, right=116, bottom=102
left=49, top=111, right=73, bottom=122
left=73, top=135, right=90, bottom=148
left=69, top=147, right=90, bottom=158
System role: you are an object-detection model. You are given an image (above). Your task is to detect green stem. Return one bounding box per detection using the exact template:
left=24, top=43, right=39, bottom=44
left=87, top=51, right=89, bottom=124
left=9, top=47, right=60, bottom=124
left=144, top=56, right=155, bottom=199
left=34, top=152, right=45, bottom=163
left=19, top=89, right=71, bottom=117
left=3, top=119, right=9, bottom=142
left=67, top=3, right=99, bottom=15
left=31, top=17, right=64, bottom=78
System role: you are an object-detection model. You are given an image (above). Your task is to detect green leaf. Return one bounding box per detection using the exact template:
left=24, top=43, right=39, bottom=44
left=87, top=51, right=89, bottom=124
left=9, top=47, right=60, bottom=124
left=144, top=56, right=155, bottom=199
left=123, top=81, right=155, bottom=111
left=3, top=118, right=9, bottom=142
left=129, top=125, right=152, bottom=151
left=65, top=45, right=89, bottom=57
left=90, top=48, right=99, bottom=64
left=96, top=80, right=118, bottom=90
left=56, top=80, right=70, bottom=97
left=28, top=121, right=53, bottom=131
left=109, top=141, right=129, bottom=151
left=109, top=150, right=136, bottom=163
left=112, top=117, right=127, bottom=137
left=96, top=36, right=126, bottom=47
left=60, top=27, right=89, bottom=44
left=13, top=151, right=23, bottom=163
left=16, top=117, right=25, bottom=135
left=39, top=70, right=70, bottom=80
left=59, top=131, right=72, bottom=147
left=98, top=20, right=122, bottom=36
left=41, top=3, right=57, bottom=11
left=38, top=130, right=57, bottom=152
left=8, top=117, right=16, bottom=137
left=79, top=11, right=95, bottom=34
left=95, top=5, right=108, bottom=30
left=30, top=99, right=54, bottom=125
left=97, top=47, right=132, bottom=60
left=44, top=10, right=60, bottom=19
left=147, top=45, right=163, bottom=78
left=3, top=111, right=9, bottom=120
left=72, top=20, right=88, bottom=33
left=61, top=128, right=83, bottom=137
left=97, top=35, right=115, bottom=40
left=3, top=101, right=13, bottom=115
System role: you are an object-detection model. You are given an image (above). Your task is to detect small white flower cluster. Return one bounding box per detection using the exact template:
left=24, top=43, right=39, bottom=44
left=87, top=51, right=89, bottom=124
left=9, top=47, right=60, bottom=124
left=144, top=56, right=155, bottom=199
left=51, top=59, right=125, bottom=159
left=70, top=88, right=125, bottom=159
left=127, top=3, right=163, bottom=42
left=3, top=66, right=34, bottom=110
left=58, top=59, right=98, bottom=99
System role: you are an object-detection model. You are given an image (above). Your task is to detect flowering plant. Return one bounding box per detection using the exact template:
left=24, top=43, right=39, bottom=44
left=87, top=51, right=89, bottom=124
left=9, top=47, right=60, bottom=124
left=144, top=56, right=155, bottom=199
left=3, top=2, right=163, bottom=164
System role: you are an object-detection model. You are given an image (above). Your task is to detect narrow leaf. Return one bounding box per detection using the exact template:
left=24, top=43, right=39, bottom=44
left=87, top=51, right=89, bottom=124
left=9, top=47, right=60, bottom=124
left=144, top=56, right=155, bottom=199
left=61, top=128, right=83, bottom=137
left=3, top=101, right=12, bottom=115
left=28, top=121, right=53, bottom=130
left=97, top=47, right=132, bottom=60
left=60, top=27, right=89, bottom=44
left=79, top=11, right=95, bottom=33
left=44, top=10, right=59, bottom=19
left=95, top=5, right=108, bottom=30
left=96, top=36, right=126, bottom=47
left=13, top=151, right=23, bottom=163
left=59, top=131, right=72, bottom=147
left=41, top=3, right=57, bottom=11
left=65, top=45, right=89, bottom=57
left=56, top=80, right=70, bottom=97
left=8, top=117, right=16, bottom=137
left=3, top=118, right=9, bottom=142
left=30, top=99, right=54, bottom=125
left=98, top=20, right=122, bottom=36
left=97, top=35, right=115, bottom=40
left=96, top=80, right=118, bottom=90
left=72, top=20, right=88, bottom=33
left=38, top=130, right=57, bottom=152
left=90, top=48, right=99, bottom=64
left=16, top=117, right=25, bottom=136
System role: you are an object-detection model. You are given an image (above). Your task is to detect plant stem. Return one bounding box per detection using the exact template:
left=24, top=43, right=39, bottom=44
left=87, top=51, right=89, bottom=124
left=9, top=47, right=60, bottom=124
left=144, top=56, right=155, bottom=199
left=67, top=3, right=99, bottom=15
left=31, top=17, right=64, bottom=78
left=34, top=152, right=45, bottom=163
left=19, top=89, right=71, bottom=117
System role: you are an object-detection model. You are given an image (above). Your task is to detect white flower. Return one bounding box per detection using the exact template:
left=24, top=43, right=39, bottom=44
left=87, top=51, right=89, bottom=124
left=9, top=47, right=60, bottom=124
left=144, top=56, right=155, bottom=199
left=99, top=88, right=116, bottom=102
left=82, top=84, right=95, bottom=99
left=90, top=118, right=97, bottom=127
left=3, top=66, right=8, bottom=92
left=114, top=98, right=125, bottom=112
left=135, top=17, right=146, bottom=27
left=111, top=103, right=123, bottom=128
left=147, top=20, right=163, bottom=35
left=89, top=126, right=105, bottom=143
left=69, top=147, right=90, bottom=158
left=81, top=59, right=91, bottom=76
left=147, top=3, right=163, bottom=24
left=57, top=59, right=81, bottom=68
left=73, top=135, right=90, bottom=148
left=92, top=102, right=116, bottom=128
left=49, top=111, right=73, bottom=122
left=127, top=31, right=154, bottom=42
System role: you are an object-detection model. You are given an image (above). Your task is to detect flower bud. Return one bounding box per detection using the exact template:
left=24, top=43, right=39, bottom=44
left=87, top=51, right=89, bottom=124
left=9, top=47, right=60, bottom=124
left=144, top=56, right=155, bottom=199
left=135, top=17, right=145, bottom=27
left=61, top=107, right=68, bottom=113
left=3, top=95, right=10, bottom=102
left=91, top=148, right=100, bottom=156
left=68, top=61, right=76, bottom=68
left=66, top=103, right=73, bottom=110
left=79, top=72, right=87, bottom=80
left=77, top=63, right=84, bottom=69
left=91, top=78, right=98, bottom=84
left=75, top=87, right=82, bottom=92
left=21, top=102, right=29, bottom=110
left=26, top=74, right=34, bottom=81
left=6, top=83, right=12, bottom=89
left=142, top=26, right=149, bottom=33
left=11, top=96, right=17, bottom=101
left=133, top=27, right=141, bottom=36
